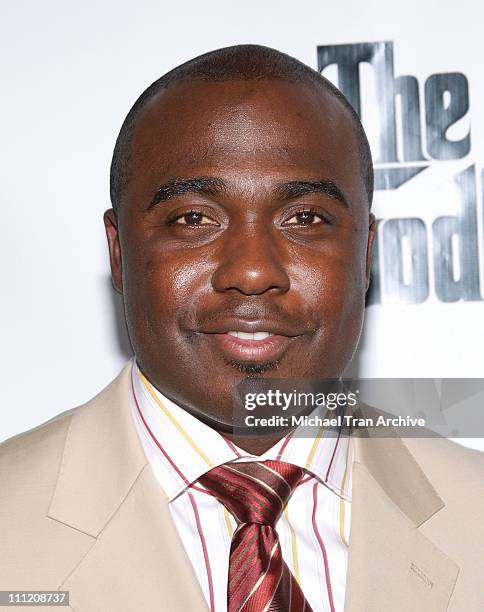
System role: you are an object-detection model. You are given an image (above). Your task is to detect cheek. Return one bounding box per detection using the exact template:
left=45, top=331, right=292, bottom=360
left=288, top=238, right=367, bottom=357
left=290, top=241, right=365, bottom=308
left=125, top=248, right=211, bottom=329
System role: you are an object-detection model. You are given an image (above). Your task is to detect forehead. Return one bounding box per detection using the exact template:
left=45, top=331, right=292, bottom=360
left=125, top=79, right=364, bottom=206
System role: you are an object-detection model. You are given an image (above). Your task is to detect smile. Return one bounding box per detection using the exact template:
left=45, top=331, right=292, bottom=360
left=227, top=331, right=273, bottom=340
left=209, top=331, right=295, bottom=363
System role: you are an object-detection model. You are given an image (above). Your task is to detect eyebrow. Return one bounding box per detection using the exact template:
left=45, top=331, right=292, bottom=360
left=274, top=179, right=350, bottom=209
left=148, top=176, right=228, bottom=208
left=147, top=176, right=349, bottom=209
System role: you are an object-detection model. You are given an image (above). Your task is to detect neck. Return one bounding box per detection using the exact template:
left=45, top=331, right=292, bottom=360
left=223, top=430, right=289, bottom=456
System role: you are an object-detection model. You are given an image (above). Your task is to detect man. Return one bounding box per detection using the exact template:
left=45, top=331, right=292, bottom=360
left=1, top=45, right=483, bottom=612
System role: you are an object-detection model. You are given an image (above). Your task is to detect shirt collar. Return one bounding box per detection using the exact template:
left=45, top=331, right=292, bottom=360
left=129, top=360, right=352, bottom=502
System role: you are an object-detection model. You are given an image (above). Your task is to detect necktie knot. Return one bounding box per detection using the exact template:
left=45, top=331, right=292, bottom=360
left=198, top=460, right=305, bottom=526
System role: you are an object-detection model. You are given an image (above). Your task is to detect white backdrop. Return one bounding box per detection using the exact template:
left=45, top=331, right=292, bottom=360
left=2, top=0, right=483, bottom=448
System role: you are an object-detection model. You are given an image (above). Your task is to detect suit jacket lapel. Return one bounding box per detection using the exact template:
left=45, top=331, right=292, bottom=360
left=47, top=362, right=208, bottom=611
left=344, top=435, right=459, bottom=612
left=59, top=464, right=208, bottom=611
left=46, top=365, right=459, bottom=611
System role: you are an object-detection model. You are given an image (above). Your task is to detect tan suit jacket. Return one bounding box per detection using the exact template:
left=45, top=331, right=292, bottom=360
left=1, top=363, right=483, bottom=611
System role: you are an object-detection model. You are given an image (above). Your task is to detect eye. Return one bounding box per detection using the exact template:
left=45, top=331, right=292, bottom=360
left=283, top=209, right=326, bottom=226
left=171, top=210, right=219, bottom=226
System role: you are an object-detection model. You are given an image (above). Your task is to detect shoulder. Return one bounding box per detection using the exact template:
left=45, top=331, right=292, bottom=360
left=0, top=407, right=76, bottom=497
left=0, top=364, right=126, bottom=506
left=355, top=400, right=484, bottom=490
left=402, top=436, right=484, bottom=513
left=0, top=405, right=88, bottom=589
left=0, top=362, right=133, bottom=489
left=404, top=437, right=484, bottom=547
left=0, top=364, right=133, bottom=589
left=403, top=436, right=484, bottom=488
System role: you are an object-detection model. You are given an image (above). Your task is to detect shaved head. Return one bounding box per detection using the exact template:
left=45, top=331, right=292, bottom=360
left=110, top=44, right=373, bottom=211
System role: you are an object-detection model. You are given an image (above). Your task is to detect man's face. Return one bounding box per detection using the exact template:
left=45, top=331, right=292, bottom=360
left=105, top=79, right=375, bottom=429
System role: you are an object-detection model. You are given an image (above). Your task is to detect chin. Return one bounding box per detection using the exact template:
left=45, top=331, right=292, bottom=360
left=223, top=358, right=281, bottom=376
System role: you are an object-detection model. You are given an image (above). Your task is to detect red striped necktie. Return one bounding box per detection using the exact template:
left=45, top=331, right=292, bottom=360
left=199, top=460, right=313, bottom=612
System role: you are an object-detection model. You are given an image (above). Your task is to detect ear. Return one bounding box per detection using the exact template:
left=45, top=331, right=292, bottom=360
left=103, top=208, right=123, bottom=293
left=365, top=212, right=376, bottom=291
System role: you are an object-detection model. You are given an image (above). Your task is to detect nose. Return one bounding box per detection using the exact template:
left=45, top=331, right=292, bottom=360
left=211, top=223, right=290, bottom=296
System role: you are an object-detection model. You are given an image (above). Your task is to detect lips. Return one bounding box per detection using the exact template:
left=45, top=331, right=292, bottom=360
left=196, top=322, right=302, bottom=364
left=194, top=314, right=307, bottom=365
left=210, top=332, right=294, bottom=363
left=198, top=316, right=304, bottom=338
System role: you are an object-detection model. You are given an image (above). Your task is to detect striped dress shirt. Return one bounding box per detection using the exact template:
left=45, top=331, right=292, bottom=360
left=129, top=361, right=353, bottom=612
